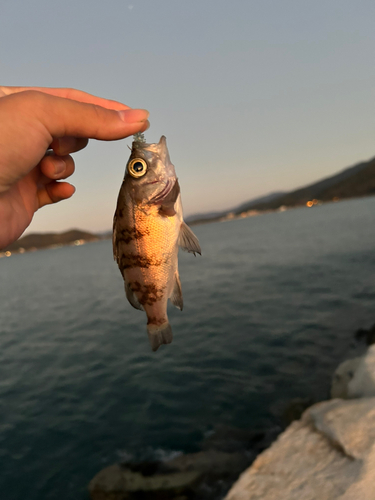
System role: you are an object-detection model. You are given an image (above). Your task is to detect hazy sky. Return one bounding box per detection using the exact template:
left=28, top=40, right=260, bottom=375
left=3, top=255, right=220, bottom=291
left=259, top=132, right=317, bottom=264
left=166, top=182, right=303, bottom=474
left=1, top=0, right=375, bottom=233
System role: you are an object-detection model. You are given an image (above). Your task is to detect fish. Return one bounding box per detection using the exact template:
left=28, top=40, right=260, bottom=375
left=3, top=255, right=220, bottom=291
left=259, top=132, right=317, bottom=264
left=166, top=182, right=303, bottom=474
left=113, top=134, right=201, bottom=351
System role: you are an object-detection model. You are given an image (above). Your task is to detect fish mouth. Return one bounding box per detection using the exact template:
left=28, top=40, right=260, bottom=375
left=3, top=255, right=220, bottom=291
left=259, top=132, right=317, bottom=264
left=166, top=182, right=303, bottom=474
left=148, top=179, right=173, bottom=204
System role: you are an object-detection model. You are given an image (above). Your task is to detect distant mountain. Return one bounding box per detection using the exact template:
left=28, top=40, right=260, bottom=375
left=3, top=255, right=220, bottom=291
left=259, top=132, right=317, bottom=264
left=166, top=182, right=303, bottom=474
left=188, top=156, right=375, bottom=225
left=3, top=229, right=99, bottom=252
left=185, top=210, right=228, bottom=224
left=4, top=156, right=375, bottom=252
left=186, top=191, right=285, bottom=225
left=243, top=156, right=375, bottom=212
left=233, top=191, right=286, bottom=213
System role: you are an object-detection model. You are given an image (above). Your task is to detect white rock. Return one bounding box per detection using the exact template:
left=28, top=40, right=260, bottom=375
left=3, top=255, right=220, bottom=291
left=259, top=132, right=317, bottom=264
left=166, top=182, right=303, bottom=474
left=331, top=357, right=362, bottom=399
left=225, top=398, right=375, bottom=500
left=348, top=345, right=375, bottom=398
left=308, top=398, right=375, bottom=459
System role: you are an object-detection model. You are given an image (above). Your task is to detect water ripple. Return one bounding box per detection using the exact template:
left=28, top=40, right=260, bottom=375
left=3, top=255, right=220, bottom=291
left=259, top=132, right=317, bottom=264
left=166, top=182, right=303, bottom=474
left=0, top=197, right=374, bottom=498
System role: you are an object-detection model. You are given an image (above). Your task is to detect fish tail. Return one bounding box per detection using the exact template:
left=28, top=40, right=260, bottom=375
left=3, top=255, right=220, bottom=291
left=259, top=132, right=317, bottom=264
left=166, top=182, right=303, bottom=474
left=147, top=322, right=173, bottom=352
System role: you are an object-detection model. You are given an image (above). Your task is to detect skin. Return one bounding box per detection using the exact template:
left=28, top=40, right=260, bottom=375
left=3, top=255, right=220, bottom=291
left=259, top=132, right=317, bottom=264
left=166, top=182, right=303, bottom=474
left=0, top=86, right=149, bottom=250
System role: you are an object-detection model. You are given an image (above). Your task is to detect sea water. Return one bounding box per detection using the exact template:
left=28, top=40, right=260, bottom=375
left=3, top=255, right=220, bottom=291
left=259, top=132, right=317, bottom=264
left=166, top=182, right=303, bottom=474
left=1, top=196, right=375, bottom=499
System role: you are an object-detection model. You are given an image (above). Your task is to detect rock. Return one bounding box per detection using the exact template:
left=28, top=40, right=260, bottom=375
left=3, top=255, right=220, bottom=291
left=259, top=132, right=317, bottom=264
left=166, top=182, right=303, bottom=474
left=348, top=345, right=375, bottom=398
left=88, top=463, right=201, bottom=500
left=168, top=450, right=252, bottom=500
left=88, top=450, right=251, bottom=500
left=331, top=357, right=362, bottom=399
left=225, top=398, right=375, bottom=500
left=167, top=449, right=250, bottom=479
left=308, top=398, right=375, bottom=459
left=89, top=464, right=124, bottom=499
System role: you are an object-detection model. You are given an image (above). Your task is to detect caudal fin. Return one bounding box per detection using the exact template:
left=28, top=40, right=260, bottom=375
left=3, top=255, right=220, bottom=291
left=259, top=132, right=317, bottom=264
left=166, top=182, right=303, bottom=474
left=147, top=322, right=173, bottom=352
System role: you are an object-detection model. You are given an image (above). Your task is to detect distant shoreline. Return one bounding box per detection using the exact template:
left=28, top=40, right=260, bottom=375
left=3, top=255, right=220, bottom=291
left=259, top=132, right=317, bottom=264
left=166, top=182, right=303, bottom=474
left=0, top=230, right=105, bottom=258
left=2, top=194, right=374, bottom=259
left=2, top=150, right=375, bottom=258
left=188, top=193, right=373, bottom=226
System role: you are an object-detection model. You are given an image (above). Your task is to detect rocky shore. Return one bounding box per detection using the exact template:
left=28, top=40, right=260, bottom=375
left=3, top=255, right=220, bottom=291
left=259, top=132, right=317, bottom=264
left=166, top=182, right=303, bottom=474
left=88, top=425, right=280, bottom=500
left=88, top=324, right=375, bottom=500
left=225, top=332, right=375, bottom=500
left=225, top=396, right=375, bottom=500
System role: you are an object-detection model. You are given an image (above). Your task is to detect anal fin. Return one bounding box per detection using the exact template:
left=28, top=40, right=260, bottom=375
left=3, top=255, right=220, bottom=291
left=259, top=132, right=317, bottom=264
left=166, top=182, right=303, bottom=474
left=178, top=222, right=201, bottom=256
left=170, top=271, right=183, bottom=310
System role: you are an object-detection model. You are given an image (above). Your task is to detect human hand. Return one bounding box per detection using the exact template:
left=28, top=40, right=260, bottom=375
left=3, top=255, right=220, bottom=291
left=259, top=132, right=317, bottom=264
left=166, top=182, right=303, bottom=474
left=0, top=86, right=149, bottom=249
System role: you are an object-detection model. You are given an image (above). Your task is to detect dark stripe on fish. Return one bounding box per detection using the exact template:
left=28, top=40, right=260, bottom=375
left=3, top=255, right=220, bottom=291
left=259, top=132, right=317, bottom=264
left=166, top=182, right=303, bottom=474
left=130, top=281, right=165, bottom=306
left=117, top=226, right=150, bottom=244
left=147, top=316, right=168, bottom=326
left=120, top=253, right=163, bottom=269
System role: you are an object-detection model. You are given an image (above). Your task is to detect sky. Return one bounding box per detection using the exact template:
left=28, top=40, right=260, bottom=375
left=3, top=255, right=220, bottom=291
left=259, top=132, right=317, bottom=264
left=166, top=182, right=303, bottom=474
left=1, top=0, right=375, bottom=234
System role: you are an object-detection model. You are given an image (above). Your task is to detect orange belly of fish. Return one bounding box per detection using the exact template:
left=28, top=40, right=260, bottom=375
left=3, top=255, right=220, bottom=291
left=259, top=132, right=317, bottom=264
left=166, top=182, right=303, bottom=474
left=121, top=207, right=179, bottom=320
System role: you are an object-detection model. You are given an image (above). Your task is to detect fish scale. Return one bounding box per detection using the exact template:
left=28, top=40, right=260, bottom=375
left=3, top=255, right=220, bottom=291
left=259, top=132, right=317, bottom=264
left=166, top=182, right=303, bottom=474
left=119, top=204, right=177, bottom=308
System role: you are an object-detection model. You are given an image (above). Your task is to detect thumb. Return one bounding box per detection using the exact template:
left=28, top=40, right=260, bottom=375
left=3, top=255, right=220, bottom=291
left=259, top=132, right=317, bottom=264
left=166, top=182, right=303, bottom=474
left=17, top=90, right=149, bottom=141
left=0, top=91, right=149, bottom=191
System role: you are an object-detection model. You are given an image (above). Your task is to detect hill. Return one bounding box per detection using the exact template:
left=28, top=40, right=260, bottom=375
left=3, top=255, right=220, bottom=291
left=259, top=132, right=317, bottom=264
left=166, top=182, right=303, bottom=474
left=3, top=229, right=99, bottom=253
left=3, top=156, right=375, bottom=250
left=189, top=156, right=375, bottom=224
left=187, top=191, right=285, bottom=225
left=236, top=157, right=375, bottom=213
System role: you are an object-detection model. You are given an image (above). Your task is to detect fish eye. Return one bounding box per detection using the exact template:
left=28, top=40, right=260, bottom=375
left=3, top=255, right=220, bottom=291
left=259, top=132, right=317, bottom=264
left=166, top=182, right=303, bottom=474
left=128, top=158, right=148, bottom=178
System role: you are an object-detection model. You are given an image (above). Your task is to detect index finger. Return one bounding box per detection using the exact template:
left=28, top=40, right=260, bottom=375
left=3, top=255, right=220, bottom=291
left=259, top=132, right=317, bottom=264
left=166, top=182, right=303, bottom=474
left=2, top=90, right=149, bottom=145
left=0, top=86, right=131, bottom=111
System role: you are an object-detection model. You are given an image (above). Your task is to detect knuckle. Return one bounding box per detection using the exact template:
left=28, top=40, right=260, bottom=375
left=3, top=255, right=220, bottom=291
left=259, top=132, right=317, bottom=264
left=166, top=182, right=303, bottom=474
left=8, top=90, right=49, bottom=116
left=18, top=90, right=46, bottom=104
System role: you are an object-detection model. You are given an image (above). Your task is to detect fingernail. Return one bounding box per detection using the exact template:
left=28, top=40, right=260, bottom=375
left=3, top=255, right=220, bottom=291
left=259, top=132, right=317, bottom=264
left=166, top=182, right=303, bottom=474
left=118, top=109, right=149, bottom=123
left=141, top=120, right=150, bottom=132
left=54, top=158, right=66, bottom=176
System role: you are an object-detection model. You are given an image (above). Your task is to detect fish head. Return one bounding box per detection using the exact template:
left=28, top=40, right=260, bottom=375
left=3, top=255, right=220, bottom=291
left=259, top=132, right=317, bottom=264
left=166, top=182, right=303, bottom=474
left=124, top=136, right=177, bottom=205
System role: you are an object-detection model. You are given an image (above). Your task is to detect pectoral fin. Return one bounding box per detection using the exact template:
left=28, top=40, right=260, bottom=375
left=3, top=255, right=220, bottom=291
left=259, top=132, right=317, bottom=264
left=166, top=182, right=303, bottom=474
left=178, top=222, right=201, bottom=256
left=125, top=282, right=143, bottom=311
left=170, top=271, right=183, bottom=310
